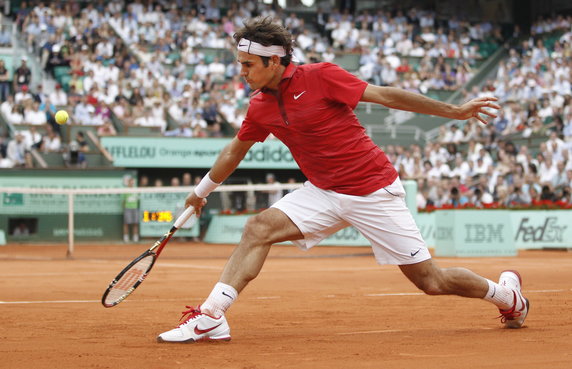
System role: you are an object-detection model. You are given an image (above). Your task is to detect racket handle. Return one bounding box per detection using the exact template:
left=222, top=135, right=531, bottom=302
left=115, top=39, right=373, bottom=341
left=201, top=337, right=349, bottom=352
left=174, top=206, right=196, bottom=228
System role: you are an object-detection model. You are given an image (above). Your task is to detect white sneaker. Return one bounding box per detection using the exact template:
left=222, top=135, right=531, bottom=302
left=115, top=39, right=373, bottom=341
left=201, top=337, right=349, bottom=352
left=157, top=305, right=231, bottom=343
left=498, top=270, right=529, bottom=329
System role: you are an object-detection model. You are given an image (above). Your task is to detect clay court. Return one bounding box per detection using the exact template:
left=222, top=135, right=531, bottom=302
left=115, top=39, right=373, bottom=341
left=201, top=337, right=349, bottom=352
left=1, top=243, right=571, bottom=369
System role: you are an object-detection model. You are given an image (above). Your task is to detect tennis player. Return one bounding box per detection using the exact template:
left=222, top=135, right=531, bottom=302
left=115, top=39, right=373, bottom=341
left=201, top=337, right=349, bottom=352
left=158, top=17, right=528, bottom=343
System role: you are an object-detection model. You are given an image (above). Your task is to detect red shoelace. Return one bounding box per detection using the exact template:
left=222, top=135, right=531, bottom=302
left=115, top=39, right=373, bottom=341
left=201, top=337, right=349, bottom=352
left=499, top=306, right=522, bottom=323
left=498, top=292, right=522, bottom=323
left=179, top=305, right=202, bottom=323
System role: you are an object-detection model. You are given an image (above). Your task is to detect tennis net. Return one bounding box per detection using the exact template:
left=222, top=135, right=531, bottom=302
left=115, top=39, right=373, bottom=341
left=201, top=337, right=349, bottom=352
left=1, top=182, right=303, bottom=258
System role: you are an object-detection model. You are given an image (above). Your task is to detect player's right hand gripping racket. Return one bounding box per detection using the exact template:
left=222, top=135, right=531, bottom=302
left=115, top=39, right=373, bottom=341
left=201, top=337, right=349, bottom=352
left=101, top=206, right=196, bottom=308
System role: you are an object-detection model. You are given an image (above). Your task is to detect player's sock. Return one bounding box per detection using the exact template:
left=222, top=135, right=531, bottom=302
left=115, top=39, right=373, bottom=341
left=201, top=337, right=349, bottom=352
left=483, top=279, right=514, bottom=310
left=123, top=234, right=129, bottom=243
left=201, top=282, right=238, bottom=317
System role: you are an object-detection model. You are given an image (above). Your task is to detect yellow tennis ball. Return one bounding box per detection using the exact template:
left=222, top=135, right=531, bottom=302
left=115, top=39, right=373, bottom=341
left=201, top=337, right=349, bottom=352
left=55, top=110, right=69, bottom=125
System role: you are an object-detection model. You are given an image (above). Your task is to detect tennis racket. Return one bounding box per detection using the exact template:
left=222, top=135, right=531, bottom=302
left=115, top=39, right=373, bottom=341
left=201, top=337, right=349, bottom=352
left=101, top=206, right=197, bottom=308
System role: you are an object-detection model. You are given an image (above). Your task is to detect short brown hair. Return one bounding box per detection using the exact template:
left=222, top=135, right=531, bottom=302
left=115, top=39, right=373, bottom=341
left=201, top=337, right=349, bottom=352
left=233, top=16, right=293, bottom=66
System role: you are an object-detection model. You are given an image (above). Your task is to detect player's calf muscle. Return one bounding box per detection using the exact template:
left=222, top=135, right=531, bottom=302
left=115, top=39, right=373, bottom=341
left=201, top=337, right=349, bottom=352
left=413, top=275, right=445, bottom=295
left=408, top=267, right=488, bottom=297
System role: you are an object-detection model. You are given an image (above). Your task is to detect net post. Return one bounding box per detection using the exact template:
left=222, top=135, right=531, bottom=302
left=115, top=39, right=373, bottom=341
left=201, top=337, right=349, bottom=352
left=66, top=193, right=75, bottom=259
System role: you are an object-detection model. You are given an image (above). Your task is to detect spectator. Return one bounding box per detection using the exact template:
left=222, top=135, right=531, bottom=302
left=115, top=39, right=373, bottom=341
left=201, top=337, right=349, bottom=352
left=134, top=106, right=163, bottom=130
left=444, top=124, right=464, bottom=144
left=12, top=222, right=31, bottom=236
left=39, top=96, right=57, bottom=124
left=471, top=187, right=494, bottom=207
left=122, top=177, right=140, bottom=243
left=13, top=56, right=32, bottom=91
left=49, top=83, right=68, bottom=106
left=553, top=161, right=568, bottom=190
left=6, top=132, right=30, bottom=167
left=6, top=105, right=24, bottom=125
left=0, top=59, right=10, bottom=101
left=170, top=176, right=181, bottom=186
left=14, top=84, right=33, bottom=104
left=139, top=175, right=150, bottom=187
left=164, top=122, right=193, bottom=137
left=97, top=121, right=117, bottom=137
left=63, top=131, right=89, bottom=168
left=507, top=186, right=530, bottom=205
left=0, top=93, right=14, bottom=116
left=21, top=126, right=43, bottom=151
left=264, top=173, right=283, bottom=207
left=41, top=125, right=62, bottom=153
left=182, top=172, right=192, bottom=186
left=23, top=100, right=47, bottom=125
left=448, top=186, right=469, bottom=207
left=208, top=57, right=226, bottom=82
left=540, top=185, right=556, bottom=202
left=73, top=95, right=93, bottom=124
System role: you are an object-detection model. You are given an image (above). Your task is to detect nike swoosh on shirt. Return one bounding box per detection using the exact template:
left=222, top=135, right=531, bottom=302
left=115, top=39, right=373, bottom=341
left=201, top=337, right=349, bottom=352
left=294, top=91, right=306, bottom=100
left=194, top=323, right=222, bottom=335
left=410, top=249, right=421, bottom=257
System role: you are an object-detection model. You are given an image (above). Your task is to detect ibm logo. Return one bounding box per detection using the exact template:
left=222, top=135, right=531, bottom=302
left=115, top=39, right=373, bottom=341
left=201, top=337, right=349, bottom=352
left=464, top=224, right=504, bottom=243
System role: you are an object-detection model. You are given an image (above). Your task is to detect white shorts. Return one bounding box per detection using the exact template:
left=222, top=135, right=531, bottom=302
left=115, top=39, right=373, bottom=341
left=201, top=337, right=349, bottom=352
left=271, top=177, right=431, bottom=265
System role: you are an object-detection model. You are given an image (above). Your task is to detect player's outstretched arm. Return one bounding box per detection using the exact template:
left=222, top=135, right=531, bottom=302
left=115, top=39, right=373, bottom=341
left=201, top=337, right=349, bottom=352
left=185, top=137, right=256, bottom=214
left=209, top=137, right=256, bottom=182
left=360, top=85, right=500, bottom=124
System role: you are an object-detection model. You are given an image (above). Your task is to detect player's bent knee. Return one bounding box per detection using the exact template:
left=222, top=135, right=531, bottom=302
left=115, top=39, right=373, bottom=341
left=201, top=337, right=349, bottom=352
left=242, top=214, right=274, bottom=245
left=401, top=261, right=450, bottom=295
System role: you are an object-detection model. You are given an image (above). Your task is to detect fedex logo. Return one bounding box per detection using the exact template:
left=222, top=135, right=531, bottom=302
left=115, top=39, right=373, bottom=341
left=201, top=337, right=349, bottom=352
left=515, top=217, right=567, bottom=243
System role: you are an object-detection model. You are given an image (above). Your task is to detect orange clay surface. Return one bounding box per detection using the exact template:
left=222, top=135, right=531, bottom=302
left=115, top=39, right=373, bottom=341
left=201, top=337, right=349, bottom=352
left=1, top=242, right=571, bottom=369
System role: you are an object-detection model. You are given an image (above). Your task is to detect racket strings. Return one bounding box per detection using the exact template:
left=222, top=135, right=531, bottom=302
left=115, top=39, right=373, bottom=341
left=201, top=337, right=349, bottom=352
left=103, top=255, right=155, bottom=306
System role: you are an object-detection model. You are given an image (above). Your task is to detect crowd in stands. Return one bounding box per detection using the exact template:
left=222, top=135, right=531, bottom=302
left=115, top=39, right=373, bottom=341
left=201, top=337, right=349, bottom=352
left=397, top=15, right=572, bottom=210
left=5, top=1, right=508, bottom=138
left=0, top=1, right=571, bottom=211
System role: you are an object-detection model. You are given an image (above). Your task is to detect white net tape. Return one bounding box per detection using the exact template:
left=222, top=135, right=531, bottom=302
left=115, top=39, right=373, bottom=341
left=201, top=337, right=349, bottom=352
left=0, top=183, right=303, bottom=195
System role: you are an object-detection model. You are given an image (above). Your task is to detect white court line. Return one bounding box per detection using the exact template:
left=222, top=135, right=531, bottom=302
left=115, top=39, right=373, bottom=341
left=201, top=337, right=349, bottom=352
left=0, top=298, right=199, bottom=305
left=338, top=327, right=494, bottom=336
left=0, top=300, right=100, bottom=304
left=365, top=289, right=571, bottom=297
left=365, top=292, right=424, bottom=297
left=0, top=271, right=114, bottom=277
left=157, top=262, right=221, bottom=270
left=2, top=289, right=569, bottom=305
left=337, top=329, right=403, bottom=335
left=255, top=296, right=281, bottom=300
left=0, top=256, right=58, bottom=261
left=88, top=260, right=223, bottom=270
left=527, top=289, right=567, bottom=293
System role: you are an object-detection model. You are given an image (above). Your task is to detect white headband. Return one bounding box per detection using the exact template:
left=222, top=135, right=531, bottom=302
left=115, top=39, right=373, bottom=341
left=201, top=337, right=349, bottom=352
left=237, top=38, right=286, bottom=57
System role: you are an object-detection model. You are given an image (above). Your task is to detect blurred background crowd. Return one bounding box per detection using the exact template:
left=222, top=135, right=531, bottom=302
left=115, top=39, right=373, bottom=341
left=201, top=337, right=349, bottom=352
left=0, top=0, right=570, bottom=210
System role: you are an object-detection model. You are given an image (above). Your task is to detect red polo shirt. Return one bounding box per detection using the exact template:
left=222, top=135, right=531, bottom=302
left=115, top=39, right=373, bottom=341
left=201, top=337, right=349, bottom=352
left=238, top=62, right=398, bottom=196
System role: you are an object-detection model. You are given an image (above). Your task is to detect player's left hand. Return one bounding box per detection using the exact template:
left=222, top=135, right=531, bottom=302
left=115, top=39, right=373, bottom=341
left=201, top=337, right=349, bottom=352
left=456, top=96, right=500, bottom=124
